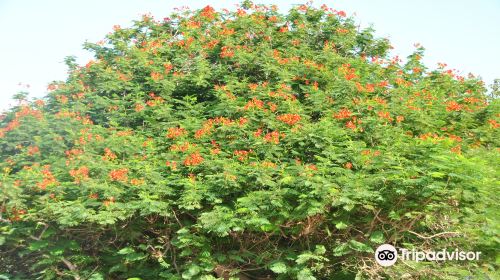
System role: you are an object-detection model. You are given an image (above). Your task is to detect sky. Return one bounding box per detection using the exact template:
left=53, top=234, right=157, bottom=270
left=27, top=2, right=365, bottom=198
left=0, top=0, right=499, bottom=111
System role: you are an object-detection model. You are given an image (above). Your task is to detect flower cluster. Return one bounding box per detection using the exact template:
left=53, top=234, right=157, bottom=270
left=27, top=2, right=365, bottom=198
left=69, top=166, right=90, bottom=183
left=109, top=168, right=129, bottom=182
left=167, top=127, right=187, bottom=139
left=276, top=114, right=301, bottom=125
left=183, top=152, right=204, bottom=166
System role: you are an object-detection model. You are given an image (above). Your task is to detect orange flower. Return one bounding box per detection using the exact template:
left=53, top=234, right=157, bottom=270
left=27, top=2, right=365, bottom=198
left=448, top=134, right=463, bottom=142
left=487, top=119, right=499, bottom=129
left=109, top=168, right=129, bottom=182
left=69, top=166, right=90, bottom=183
left=446, top=101, right=462, bottom=112
left=244, top=98, right=265, bottom=110
left=135, top=103, right=145, bottom=112
left=254, top=128, right=263, bottom=137
left=336, top=28, right=349, bottom=34
left=337, top=10, right=347, bottom=17
left=200, top=5, right=216, bottom=20
left=344, top=162, right=353, bottom=169
left=166, top=127, right=187, bottom=139
left=220, top=46, right=234, bottom=58
left=277, top=114, right=301, bottom=125
left=345, top=121, right=356, bottom=130
left=338, top=64, right=357, bottom=80
left=267, top=102, right=278, bottom=112
left=238, top=117, right=248, bottom=126
left=163, top=62, right=174, bottom=72
left=151, top=71, right=163, bottom=81
left=396, top=115, right=404, bottom=123
left=334, top=108, right=352, bottom=119
left=248, top=83, right=258, bottom=91
left=56, top=95, right=68, bottom=104
left=166, top=161, right=178, bottom=170
left=170, top=142, right=195, bottom=152
left=183, top=152, right=204, bottom=166
left=263, top=131, right=282, bottom=144
left=377, top=111, right=392, bottom=121
left=130, top=178, right=144, bottom=186
left=27, top=146, right=40, bottom=156
left=37, top=165, right=58, bottom=190
left=234, top=150, right=251, bottom=161
left=35, top=100, right=45, bottom=107
left=450, top=145, right=462, bottom=155
left=65, top=149, right=84, bottom=159
left=262, top=161, right=277, bottom=168
left=365, top=83, right=375, bottom=93
left=102, top=148, right=117, bottom=161
left=103, top=196, right=115, bottom=207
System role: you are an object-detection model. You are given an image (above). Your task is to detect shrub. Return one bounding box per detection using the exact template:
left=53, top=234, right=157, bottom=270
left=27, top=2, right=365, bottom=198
left=0, top=2, right=498, bottom=279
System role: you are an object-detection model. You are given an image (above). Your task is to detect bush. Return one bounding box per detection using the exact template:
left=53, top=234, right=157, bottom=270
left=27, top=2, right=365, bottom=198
left=0, top=2, right=498, bottom=279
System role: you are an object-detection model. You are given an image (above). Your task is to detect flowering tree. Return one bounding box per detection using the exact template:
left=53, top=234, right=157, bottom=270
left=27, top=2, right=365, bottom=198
left=0, top=2, right=498, bottom=279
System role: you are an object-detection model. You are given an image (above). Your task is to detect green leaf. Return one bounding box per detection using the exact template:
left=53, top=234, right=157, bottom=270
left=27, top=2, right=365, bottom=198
left=117, top=247, right=135, bottom=255
left=270, top=262, right=287, bottom=274
left=349, top=240, right=374, bottom=253
left=335, top=221, right=348, bottom=230
left=369, top=231, right=385, bottom=244
left=182, top=264, right=201, bottom=279
left=29, top=240, right=49, bottom=251
left=297, top=268, right=316, bottom=280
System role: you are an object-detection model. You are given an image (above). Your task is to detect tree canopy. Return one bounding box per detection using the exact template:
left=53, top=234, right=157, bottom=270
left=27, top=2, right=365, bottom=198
left=0, top=2, right=498, bottom=279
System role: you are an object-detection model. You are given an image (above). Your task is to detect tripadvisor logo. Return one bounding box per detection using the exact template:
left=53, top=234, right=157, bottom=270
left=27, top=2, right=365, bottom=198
left=374, top=244, right=481, bottom=266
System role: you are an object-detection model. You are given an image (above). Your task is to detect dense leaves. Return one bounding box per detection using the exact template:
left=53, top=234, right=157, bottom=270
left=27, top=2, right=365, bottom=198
left=0, top=2, right=499, bottom=279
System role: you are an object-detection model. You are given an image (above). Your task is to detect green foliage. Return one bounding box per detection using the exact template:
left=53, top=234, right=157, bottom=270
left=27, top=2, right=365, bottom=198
left=0, top=2, right=498, bottom=279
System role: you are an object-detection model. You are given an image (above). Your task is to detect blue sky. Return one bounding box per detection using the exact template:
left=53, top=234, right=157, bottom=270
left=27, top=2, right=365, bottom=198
left=1, top=0, right=499, bottom=111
